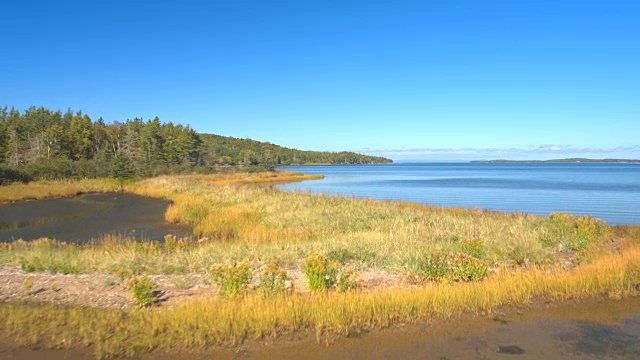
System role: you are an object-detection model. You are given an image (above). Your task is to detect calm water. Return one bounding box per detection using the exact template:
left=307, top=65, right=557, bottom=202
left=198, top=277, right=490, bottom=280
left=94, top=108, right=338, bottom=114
left=279, top=162, right=640, bottom=225
left=0, top=193, right=191, bottom=243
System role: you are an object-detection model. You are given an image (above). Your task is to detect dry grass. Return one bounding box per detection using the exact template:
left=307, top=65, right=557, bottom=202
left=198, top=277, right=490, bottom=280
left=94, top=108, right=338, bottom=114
left=0, top=171, right=636, bottom=358
left=1, top=242, right=639, bottom=359
left=0, top=178, right=120, bottom=203
left=1, top=172, right=613, bottom=275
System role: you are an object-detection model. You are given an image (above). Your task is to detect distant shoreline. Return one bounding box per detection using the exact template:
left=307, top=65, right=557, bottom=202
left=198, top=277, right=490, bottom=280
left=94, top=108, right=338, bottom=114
left=471, top=158, right=640, bottom=164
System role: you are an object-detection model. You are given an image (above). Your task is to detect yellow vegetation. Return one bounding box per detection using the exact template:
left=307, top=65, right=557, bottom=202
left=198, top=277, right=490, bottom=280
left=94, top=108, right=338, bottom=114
left=0, top=171, right=638, bottom=358
left=1, top=242, right=639, bottom=358
left=0, top=178, right=120, bottom=203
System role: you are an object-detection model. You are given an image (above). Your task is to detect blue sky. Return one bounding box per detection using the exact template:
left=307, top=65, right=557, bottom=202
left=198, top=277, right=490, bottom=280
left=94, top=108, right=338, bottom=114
left=1, top=0, right=639, bottom=161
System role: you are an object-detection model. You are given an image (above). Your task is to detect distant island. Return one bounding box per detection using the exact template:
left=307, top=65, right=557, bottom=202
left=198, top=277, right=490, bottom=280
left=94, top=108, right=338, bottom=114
left=472, top=158, right=640, bottom=164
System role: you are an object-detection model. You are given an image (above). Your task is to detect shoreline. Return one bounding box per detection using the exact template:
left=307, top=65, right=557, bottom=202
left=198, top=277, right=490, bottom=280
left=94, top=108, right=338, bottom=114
left=0, top=173, right=639, bottom=358
left=2, top=288, right=639, bottom=359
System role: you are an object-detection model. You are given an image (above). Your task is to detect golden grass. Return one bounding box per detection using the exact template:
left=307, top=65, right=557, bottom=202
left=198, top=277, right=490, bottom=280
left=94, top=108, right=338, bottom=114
left=1, top=242, right=639, bottom=359
left=127, top=173, right=611, bottom=267
left=0, top=172, right=613, bottom=275
left=202, top=171, right=324, bottom=186
left=1, top=172, right=639, bottom=358
left=0, top=178, right=120, bottom=203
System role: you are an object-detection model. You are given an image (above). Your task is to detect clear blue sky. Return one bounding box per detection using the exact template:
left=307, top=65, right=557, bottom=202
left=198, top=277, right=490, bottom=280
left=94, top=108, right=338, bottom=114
left=2, top=0, right=639, bottom=160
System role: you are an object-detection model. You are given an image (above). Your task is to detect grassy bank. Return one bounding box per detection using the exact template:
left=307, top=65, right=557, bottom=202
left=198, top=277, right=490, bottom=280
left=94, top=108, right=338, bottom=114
left=0, top=178, right=121, bottom=203
left=1, top=242, right=639, bottom=359
left=1, top=173, right=612, bottom=275
left=1, top=172, right=638, bottom=358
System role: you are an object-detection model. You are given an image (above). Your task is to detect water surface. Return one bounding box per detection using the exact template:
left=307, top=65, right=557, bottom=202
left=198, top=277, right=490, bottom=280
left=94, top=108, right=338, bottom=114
left=0, top=193, right=190, bottom=243
left=279, top=163, right=640, bottom=224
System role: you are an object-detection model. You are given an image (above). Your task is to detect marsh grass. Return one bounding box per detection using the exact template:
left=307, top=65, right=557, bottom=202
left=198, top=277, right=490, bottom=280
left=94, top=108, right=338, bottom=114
left=0, top=172, right=637, bottom=358
left=0, top=178, right=120, bottom=203
left=1, top=244, right=640, bottom=359
left=0, top=173, right=614, bottom=277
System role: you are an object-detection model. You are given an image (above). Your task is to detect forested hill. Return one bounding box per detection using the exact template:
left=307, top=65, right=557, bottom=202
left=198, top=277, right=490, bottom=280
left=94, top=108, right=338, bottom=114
left=0, top=106, right=391, bottom=182
left=200, top=134, right=391, bottom=166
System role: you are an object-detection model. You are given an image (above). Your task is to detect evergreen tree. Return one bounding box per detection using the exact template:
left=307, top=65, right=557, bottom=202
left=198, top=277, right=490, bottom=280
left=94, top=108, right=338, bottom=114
left=112, top=152, right=135, bottom=190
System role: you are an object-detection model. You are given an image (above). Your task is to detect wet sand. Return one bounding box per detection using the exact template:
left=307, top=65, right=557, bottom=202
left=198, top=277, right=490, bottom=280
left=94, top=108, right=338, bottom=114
left=0, top=193, right=191, bottom=243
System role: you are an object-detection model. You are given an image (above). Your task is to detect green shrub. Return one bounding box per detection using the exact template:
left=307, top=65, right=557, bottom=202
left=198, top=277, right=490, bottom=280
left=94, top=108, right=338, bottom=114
left=127, top=276, right=157, bottom=307
left=19, top=258, right=44, bottom=273
left=544, top=213, right=612, bottom=252
left=411, top=252, right=448, bottom=281
left=18, top=258, right=79, bottom=275
left=0, top=165, right=31, bottom=185
left=448, top=253, right=488, bottom=282
left=211, top=260, right=252, bottom=297
left=258, top=260, right=289, bottom=296
left=411, top=252, right=488, bottom=282
left=337, top=267, right=360, bottom=292
left=303, top=253, right=339, bottom=291
left=49, top=263, right=80, bottom=275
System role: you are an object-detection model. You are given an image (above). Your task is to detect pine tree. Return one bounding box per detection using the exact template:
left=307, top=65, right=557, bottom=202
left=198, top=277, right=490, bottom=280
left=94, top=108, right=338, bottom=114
left=112, top=152, right=135, bottom=190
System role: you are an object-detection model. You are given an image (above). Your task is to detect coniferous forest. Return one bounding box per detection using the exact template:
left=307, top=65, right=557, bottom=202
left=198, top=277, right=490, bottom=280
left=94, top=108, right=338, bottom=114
left=0, top=106, right=391, bottom=183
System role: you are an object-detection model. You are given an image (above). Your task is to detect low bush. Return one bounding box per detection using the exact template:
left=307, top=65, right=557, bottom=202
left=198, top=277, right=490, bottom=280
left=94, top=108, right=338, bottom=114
left=19, top=258, right=45, bottom=273
left=449, top=253, right=488, bottom=281
left=303, top=253, right=339, bottom=292
left=337, top=267, right=360, bottom=292
left=411, top=252, right=448, bottom=281
left=127, top=276, right=157, bottom=307
left=211, top=260, right=252, bottom=297
left=544, top=213, right=612, bottom=252
left=410, top=252, right=488, bottom=282
left=0, top=165, right=31, bottom=185
left=258, top=260, right=289, bottom=296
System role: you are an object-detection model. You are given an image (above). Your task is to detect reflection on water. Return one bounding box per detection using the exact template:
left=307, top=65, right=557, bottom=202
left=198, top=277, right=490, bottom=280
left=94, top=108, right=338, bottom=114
left=0, top=193, right=191, bottom=243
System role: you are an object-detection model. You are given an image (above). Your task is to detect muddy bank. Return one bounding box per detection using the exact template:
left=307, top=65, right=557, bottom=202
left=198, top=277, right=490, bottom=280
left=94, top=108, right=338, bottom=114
left=0, top=193, right=191, bottom=243
left=165, top=296, right=640, bottom=360
left=1, top=296, right=639, bottom=359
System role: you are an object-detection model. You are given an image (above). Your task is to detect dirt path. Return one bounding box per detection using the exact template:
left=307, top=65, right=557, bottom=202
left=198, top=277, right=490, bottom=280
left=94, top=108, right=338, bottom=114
left=0, top=266, right=406, bottom=310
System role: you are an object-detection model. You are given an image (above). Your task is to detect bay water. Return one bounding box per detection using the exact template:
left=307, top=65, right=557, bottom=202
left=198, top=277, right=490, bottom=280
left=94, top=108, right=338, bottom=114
left=279, top=162, right=640, bottom=225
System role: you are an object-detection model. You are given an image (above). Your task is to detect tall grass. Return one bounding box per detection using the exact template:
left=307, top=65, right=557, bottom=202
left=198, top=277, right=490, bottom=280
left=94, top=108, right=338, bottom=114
left=1, top=243, right=639, bottom=359
left=1, top=172, right=613, bottom=275
left=1, top=172, right=638, bottom=358
left=0, top=178, right=120, bottom=203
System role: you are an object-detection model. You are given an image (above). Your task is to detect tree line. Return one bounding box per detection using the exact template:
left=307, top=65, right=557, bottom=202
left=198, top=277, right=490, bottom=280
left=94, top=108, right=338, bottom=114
left=0, top=106, right=391, bottom=183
